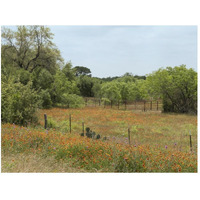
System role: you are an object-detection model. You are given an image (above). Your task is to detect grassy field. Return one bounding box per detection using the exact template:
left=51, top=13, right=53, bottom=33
left=1, top=107, right=197, bottom=172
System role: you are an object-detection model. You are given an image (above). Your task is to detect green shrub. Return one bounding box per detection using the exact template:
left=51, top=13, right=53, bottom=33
left=60, top=93, right=85, bottom=108
left=39, top=89, right=52, bottom=109
left=1, top=79, right=40, bottom=126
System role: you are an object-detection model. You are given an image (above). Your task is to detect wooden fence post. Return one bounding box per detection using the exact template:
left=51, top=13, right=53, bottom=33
left=125, top=101, right=127, bottom=110
left=118, top=100, right=120, bottom=110
left=135, top=101, right=136, bottom=110
left=189, top=130, right=192, bottom=152
left=111, top=100, right=112, bottom=108
left=69, top=114, right=71, bottom=133
left=82, top=122, right=84, bottom=136
left=99, top=99, right=101, bottom=106
left=157, top=101, right=159, bottom=111
left=144, top=101, right=146, bottom=112
left=44, top=114, right=47, bottom=129
left=128, top=127, right=131, bottom=145
left=150, top=101, right=152, bottom=110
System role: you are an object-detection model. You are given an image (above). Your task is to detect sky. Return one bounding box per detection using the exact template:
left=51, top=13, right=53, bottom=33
left=49, top=25, right=197, bottom=78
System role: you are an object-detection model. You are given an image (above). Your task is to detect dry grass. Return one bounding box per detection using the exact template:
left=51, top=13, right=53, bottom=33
left=1, top=152, right=87, bottom=173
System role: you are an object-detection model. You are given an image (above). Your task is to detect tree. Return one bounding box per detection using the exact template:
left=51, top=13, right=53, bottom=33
left=146, top=65, right=197, bottom=113
left=32, top=68, right=54, bottom=90
left=92, top=78, right=102, bottom=98
left=62, top=61, right=76, bottom=81
left=50, top=70, right=80, bottom=104
left=101, top=82, right=121, bottom=103
left=74, top=66, right=91, bottom=76
left=77, top=76, right=94, bottom=97
left=115, top=72, right=136, bottom=83
left=1, top=26, right=63, bottom=74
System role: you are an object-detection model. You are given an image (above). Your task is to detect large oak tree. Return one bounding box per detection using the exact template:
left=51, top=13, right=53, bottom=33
left=1, top=26, right=63, bottom=74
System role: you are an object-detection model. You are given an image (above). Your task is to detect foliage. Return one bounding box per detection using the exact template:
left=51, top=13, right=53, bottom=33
left=62, top=62, right=76, bottom=81
left=91, top=78, right=102, bottom=98
left=74, top=66, right=91, bottom=76
left=50, top=70, right=78, bottom=104
left=32, top=68, right=54, bottom=90
left=1, top=79, right=40, bottom=125
left=47, top=117, right=57, bottom=129
left=115, top=72, right=136, bottom=83
left=1, top=26, right=63, bottom=73
left=101, top=82, right=121, bottom=103
left=39, top=89, right=52, bottom=109
left=77, top=75, right=95, bottom=97
left=60, top=93, right=85, bottom=108
left=146, top=65, right=197, bottom=113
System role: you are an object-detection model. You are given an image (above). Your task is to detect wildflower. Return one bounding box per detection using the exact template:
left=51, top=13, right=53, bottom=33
left=134, top=145, right=137, bottom=147
left=165, top=145, right=168, bottom=149
left=174, top=143, right=177, bottom=146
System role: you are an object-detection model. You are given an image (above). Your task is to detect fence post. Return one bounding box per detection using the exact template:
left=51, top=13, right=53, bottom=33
left=95, top=99, right=96, bottom=107
left=99, top=99, right=101, bottom=106
left=44, top=114, right=47, bottom=129
left=189, top=130, right=192, bottom=152
left=144, top=101, right=146, bottom=112
left=157, top=101, right=159, bottom=111
left=118, top=100, right=120, bottom=110
left=128, top=127, right=131, bottom=145
left=111, top=100, right=112, bottom=108
left=104, top=101, right=106, bottom=108
left=82, top=122, right=84, bottom=136
left=125, top=100, right=127, bottom=110
left=135, top=101, right=136, bottom=110
left=150, top=101, right=152, bottom=110
left=69, top=114, right=71, bottom=133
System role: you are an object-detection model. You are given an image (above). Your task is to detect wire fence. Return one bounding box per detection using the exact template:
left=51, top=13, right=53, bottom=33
left=84, top=97, right=163, bottom=111
left=42, top=112, right=196, bottom=153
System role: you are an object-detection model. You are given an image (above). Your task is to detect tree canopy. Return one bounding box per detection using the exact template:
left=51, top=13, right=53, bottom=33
left=74, top=66, right=91, bottom=76
left=146, top=65, right=197, bottom=113
left=1, top=26, right=63, bottom=74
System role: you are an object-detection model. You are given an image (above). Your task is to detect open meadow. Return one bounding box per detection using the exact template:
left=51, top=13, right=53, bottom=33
left=1, top=107, right=197, bottom=172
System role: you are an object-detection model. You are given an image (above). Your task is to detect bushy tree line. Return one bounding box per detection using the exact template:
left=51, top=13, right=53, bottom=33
left=1, top=26, right=197, bottom=125
left=1, top=26, right=85, bottom=125
left=97, top=65, right=197, bottom=114
left=146, top=65, right=197, bottom=114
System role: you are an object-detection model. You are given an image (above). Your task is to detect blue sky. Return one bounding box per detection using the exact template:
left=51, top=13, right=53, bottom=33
left=50, top=25, right=197, bottom=78
left=3, top=25, right=197, bottom=78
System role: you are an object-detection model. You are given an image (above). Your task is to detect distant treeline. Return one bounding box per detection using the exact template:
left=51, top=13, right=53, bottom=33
left=1, top=26, right=197, bottom=126
left=96, top=74, right=146, bottom=82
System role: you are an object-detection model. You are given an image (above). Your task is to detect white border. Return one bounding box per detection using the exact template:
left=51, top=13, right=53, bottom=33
left=0, top=1, right=199, bottom=200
